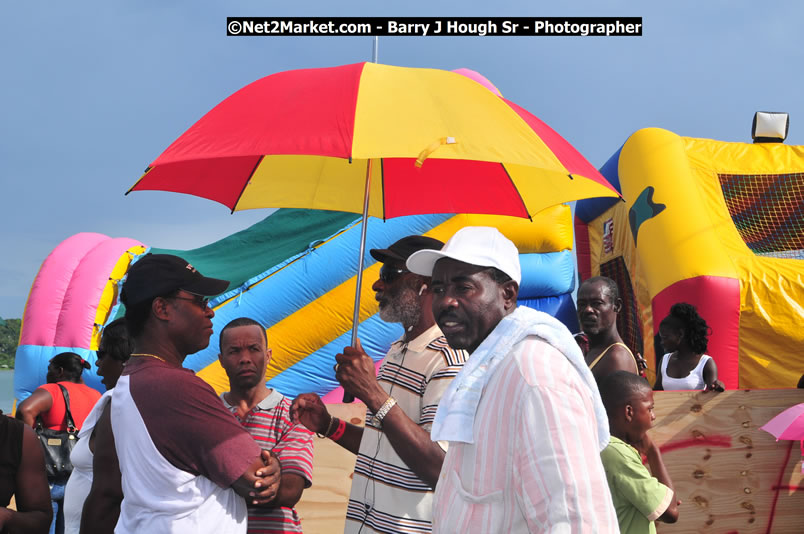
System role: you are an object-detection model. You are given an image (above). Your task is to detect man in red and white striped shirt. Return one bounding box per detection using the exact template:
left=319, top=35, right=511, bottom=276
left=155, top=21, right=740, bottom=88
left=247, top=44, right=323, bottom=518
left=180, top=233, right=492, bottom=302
left=219, top=317, right=315, bottom=533
left=408, top=227, right=619, bottom=533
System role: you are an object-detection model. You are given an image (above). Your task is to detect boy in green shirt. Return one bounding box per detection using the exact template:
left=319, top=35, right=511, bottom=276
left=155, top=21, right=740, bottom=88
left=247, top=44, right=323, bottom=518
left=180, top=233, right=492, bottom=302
left=599, top=371, right=680, bottom=533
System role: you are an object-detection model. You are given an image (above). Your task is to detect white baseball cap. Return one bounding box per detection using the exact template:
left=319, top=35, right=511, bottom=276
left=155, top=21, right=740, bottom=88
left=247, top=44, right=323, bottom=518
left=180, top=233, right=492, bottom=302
left=406, top=226, right=521, bottom=284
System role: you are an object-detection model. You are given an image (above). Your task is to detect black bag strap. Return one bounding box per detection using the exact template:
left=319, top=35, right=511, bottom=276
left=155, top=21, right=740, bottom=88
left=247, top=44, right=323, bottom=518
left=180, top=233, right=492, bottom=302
left=34, top=414, right=44, bottom=432
left=56, top=383, right=77, bottom=434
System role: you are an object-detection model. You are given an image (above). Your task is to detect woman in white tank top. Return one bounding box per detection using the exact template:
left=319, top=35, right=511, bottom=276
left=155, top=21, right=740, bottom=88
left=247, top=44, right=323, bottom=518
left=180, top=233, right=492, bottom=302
left=654, top=303, right=725, bottom=391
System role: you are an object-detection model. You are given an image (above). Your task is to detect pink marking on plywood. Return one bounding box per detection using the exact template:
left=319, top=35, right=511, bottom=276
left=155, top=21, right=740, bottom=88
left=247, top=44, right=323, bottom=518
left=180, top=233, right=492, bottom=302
left=765, top=440, right=794, bottom=534
left=660, top=435, right=733, bottom=454
left=771, top=485, right=802, bottom=491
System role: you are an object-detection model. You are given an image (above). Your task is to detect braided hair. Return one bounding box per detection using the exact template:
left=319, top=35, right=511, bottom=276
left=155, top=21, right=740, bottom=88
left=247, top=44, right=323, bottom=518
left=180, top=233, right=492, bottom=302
left=660, top=302, right=711, bottom=354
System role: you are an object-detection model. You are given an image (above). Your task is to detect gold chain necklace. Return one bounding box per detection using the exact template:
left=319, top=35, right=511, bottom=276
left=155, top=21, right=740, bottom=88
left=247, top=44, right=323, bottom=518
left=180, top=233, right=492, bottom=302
left=131, top=353, right=167, bottom=362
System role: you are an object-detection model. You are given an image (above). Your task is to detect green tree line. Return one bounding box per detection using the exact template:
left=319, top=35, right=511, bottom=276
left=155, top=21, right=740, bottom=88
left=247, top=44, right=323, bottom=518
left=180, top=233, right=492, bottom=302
left=0, top=318, right=21, bottom=369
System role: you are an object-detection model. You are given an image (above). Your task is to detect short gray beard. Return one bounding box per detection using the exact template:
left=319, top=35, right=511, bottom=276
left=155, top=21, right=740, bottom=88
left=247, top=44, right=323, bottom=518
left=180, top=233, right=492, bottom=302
left=379, top=286, right=421, bottom=329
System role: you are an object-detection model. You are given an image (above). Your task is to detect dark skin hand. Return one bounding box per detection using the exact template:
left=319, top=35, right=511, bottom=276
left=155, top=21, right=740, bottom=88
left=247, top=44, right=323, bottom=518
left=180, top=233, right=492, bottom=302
left=81, top=407, right=283, bottom=534
left=631, top=433, right=680, bottom=523
left=0, top=424, right=53, bottom=534
left=291, top=393, right=364, bottom=455
left=701, top=359, right=725, bottom=392
left=292, top=338, right=446, bottom=488
left=232, top=449, right=282, bottom=506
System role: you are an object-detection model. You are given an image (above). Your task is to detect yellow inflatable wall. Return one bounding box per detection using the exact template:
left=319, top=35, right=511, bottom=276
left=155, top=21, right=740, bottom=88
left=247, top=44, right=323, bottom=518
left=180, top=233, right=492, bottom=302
left=588, top=128, right=804, bottom=388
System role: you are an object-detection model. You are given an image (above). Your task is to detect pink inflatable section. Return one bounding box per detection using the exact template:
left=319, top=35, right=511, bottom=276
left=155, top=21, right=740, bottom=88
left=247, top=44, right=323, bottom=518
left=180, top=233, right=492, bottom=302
left=452, top=68, right=503, bottom=97
left=21, top=233, right=144, bottom=349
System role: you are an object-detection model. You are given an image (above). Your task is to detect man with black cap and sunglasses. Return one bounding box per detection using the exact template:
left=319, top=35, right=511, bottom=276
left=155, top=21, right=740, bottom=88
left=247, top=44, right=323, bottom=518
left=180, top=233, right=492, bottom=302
left=81, top=254, right=281, bottom=534
left=291, top=235, right=468, bottom=534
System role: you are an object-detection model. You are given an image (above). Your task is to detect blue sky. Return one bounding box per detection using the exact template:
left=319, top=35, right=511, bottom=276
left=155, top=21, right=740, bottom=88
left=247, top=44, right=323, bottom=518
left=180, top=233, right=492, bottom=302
left=1, top=2, right=802, bottom=319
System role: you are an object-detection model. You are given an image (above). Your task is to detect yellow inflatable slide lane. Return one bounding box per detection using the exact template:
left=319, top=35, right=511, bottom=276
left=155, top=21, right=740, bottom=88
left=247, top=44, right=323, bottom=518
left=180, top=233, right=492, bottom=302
left=586, top=127, right=804, bottom=389
left=195, top=206, right=575, bottom=398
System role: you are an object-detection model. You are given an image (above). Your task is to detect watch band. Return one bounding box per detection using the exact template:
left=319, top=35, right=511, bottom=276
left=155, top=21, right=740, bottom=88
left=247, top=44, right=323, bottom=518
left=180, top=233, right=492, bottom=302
left=373, top=396, right=397, bottom=426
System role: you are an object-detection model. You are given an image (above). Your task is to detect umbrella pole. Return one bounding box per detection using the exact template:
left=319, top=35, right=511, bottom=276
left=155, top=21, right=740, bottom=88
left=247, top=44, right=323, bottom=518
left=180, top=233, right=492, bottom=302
left=344, top=159, right=373, bottom=403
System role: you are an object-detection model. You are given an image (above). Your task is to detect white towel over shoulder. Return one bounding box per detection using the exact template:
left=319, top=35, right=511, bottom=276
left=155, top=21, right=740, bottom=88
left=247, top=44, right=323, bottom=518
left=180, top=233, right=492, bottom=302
left=430, top=306, right=609, bottom=451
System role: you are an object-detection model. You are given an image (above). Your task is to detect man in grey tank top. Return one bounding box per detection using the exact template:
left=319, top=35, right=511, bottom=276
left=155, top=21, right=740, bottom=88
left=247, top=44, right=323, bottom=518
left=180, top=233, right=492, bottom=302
left=576, top=276, right=642, bottom=383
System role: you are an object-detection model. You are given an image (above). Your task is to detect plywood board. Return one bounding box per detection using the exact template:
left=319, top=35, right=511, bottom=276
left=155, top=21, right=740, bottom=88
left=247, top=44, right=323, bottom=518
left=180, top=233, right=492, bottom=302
left=296, top=391, right=803, bottom=534
left=652, top=389, right=804, bottom=534
left=295, top=402, right=366, bottom=534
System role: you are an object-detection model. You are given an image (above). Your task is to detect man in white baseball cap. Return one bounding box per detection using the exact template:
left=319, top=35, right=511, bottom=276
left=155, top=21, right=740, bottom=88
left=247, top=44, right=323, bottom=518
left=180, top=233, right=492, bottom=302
left=407, top=226, right=618, bottom=533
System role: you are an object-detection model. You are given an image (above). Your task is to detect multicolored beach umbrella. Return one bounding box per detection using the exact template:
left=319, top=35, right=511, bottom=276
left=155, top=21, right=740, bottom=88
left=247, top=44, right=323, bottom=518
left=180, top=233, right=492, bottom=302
left=128, top=62, right=619, bottom=400
left=128, top=62, right=619, bottom=218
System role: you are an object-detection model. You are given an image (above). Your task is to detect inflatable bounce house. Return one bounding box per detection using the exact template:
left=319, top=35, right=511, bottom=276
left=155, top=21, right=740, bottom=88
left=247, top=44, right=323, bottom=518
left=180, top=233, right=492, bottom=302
left=576, top=119, right=804, bottom=390
left=571, top=117, right=804, bottom=534
left=14, top=207, right=578, bottom=404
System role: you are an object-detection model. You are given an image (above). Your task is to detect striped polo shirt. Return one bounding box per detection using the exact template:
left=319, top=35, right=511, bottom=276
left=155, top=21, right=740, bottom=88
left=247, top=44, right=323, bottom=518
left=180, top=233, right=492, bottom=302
left=345, top=324, right=468, bottom=534
left=222, top=389, right=315, bottom=534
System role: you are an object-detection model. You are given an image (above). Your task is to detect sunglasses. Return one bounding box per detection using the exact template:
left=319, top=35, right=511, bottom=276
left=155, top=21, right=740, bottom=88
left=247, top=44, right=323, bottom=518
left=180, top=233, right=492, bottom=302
left=378, top=265, right=410, bottom=284
left=168, top=294, right=211, bottom=310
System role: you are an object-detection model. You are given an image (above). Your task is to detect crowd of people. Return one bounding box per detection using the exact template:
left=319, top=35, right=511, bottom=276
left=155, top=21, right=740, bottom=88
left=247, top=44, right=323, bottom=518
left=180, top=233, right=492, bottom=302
left=2, top=226, right=732, bottom=534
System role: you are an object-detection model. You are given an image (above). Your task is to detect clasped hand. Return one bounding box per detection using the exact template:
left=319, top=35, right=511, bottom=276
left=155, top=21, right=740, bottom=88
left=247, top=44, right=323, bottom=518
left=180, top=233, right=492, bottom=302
left=250, top=449, right=282, bottom=505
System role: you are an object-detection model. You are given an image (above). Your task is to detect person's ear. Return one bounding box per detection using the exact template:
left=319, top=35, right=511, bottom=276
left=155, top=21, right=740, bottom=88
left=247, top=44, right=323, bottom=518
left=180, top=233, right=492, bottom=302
left=266, top=348, right=273, bottom=365
left=624, top=403, right=634, bottom=422
left=614, top=297, right=623, bottom=314
left=502, top=281, right=519, bottom=310
left=152, top=297, right=171, bottom=321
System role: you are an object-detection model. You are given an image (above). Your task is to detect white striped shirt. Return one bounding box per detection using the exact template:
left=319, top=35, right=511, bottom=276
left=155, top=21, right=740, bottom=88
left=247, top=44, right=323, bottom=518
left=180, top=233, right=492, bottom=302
left=433, top=336, right=620, bottom=533
left=345, top=324, right=468, bottom=534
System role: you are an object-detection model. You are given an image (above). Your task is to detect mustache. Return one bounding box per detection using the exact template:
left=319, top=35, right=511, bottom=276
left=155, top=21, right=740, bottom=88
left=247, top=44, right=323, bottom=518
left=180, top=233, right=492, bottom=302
left=437, top=311, right=462, bottom=323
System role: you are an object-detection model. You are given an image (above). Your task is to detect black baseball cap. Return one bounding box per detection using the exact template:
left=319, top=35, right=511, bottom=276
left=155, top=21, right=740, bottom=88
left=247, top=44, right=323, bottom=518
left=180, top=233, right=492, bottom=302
left=370, top=235, right=444, bottom=264
left=121, top=254, right=230, bottom=307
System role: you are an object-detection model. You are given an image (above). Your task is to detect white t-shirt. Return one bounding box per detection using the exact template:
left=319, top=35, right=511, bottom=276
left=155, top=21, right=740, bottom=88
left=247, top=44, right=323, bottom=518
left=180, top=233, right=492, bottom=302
left=111, top=357, right=260, bottom=534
